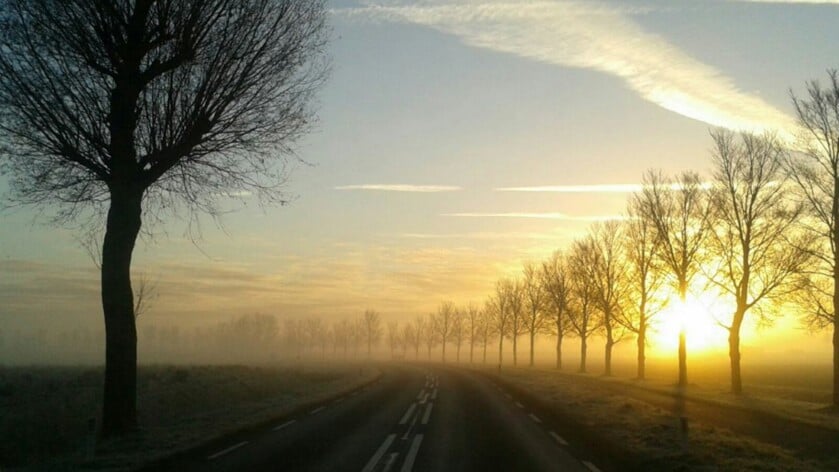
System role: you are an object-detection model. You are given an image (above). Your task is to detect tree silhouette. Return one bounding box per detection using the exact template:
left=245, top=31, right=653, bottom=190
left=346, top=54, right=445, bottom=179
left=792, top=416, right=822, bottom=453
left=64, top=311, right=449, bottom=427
left=541, top=251, right=572, bottom=370
left=0, top=0, right=328, bottom=436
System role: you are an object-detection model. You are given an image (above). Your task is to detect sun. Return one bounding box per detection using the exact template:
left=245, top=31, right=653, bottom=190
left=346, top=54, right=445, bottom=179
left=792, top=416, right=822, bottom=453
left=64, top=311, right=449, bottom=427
left=648, top=292, right=730, bottom=355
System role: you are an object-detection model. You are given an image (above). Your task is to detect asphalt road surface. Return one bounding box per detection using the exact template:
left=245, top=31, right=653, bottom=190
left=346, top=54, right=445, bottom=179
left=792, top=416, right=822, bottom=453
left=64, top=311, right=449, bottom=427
left=149, top=365, right=605, bottom=472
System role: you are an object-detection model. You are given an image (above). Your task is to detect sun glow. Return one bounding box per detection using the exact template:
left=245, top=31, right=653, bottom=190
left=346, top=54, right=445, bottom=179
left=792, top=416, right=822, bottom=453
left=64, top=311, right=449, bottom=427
left=649, top=292, right=731, bottom=355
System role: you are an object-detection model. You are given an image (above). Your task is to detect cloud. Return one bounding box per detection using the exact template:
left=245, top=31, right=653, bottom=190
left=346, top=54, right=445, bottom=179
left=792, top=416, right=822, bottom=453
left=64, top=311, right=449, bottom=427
left=735, top=0, right=839, bottom=3
left=497, top=184, right=643, bottom=193
left=444, top=212, right=626, bottom=221
left=334, top=184, right=461, bottom=192
left=345, top=0, right=796, bottom=135
left=399, top=231, right=561, bottom=240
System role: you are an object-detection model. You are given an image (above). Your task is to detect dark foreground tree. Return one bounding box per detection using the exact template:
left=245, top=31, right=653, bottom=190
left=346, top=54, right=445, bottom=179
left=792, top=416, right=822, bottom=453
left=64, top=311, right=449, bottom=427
left=0, top=0, right=328, bottom=436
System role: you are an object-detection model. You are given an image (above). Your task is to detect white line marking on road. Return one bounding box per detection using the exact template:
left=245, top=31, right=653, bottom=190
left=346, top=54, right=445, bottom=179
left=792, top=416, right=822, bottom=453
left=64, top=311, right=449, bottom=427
left=422, top=403, right=434, bottom=424
left=400, top=403, right=418, bottom=425
left=207, top=441, right=248, bottom=460
left=582, top=461, right=602, bottom=472
left=505, top=393, right=512, bottom=400
left=549, top=431, right=569, bottom=446
left=309, top=406, right=326, bottom=415
left=515, top=401, right=524, bottom=408
left=419, top=392, right=429, bottom=404
left=416, top=390, right=426, bottom=400
left=272, top=419, right=297, bottom=431
left=431, top=388, right=438, bottom=400
left=383, top=452, right=400, bottom=472
left=400, top=434, right=424, bottom=472
left=362, top=434, right=396, bottom=472
left=528, top=413, right=542, bottom=423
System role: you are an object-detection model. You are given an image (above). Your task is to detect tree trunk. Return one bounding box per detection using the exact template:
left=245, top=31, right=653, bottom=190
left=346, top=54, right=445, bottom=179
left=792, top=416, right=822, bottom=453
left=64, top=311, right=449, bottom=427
left=442, top=342, right=446, bottom=363
left=555, top=332, right=563, bottom=370
left=604, top=321, right=613, bottom=376
left=529, top=332, right=535, bottom=367
left=678, top=282, right=688, bottom=388
left=498, top=337, right=504, bottom=367
left=512, top=334, right=517, bottom=366
left=456, top=342, right=461, bottom=363
left=101, top=187, right=143, bottom=437
left=470, top=341, right=474, bottom=364
left=483, top=338, right=487, bottom=364
left=579, top=336, right=587, bottom=373
left=637, top=320, right=646, bottom=380
left=834, top=315, right=839, bottom=406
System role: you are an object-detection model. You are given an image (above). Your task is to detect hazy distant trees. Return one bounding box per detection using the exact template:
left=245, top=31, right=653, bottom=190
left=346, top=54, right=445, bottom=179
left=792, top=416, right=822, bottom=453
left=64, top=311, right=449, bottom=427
left=491, top=280, right=513, bottom=366
left=0, top=0, right=329, bottom=436
left=541, top=251, right=572, bottom=370
left=620, top=198, right=666, bottom=379
left=708, top=130, right=811, bottom=395
left=638, top=171, right=713, bottom=388
left=507, top=281, right=526, bottom=366
left=424, top=313, right=437, bottom=360
left=362, top=310, right=382, bottom=358
left=433, top=302, right=456, bottom=362
left=387, top=321, right=400, bottom=359
left=451, top=308, right=465, bottom=362
left=466, top=304, right=480, bottom=363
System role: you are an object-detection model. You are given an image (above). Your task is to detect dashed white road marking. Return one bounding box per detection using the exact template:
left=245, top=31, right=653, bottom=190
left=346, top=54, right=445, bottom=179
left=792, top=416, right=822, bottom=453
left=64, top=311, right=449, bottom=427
left=549, top=431, right=569, bottom=446
left=582, top=460, right=602, bottom=472
left=505, top=393, right=512, bottom=400
left=528, top=413, right=542, bottom=423
left=207, top=441, right=248, bottom=460
left=399, top=403, right=418, bottom=425
left=333, top=397, right=344, bottom=404
left=309, top=406, right=326, bottom=415
left=421, top=403, right=434, bottom=425
left=430, top=388, right=438, bottom=400
left=416, top=390, right=426, bottom=400
left=383, top=452, right=400, bottom=472
left=515, top=401, right=524, bottom=408
left=400, top=434, right=424, bottom=472
left=272, top=419, right=296, bottom=431
left=362, top=434, right=396, bottom=472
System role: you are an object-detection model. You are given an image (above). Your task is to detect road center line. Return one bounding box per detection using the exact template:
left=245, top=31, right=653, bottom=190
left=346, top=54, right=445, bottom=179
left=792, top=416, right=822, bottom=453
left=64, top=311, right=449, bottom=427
left=207, top=441, right=248, bottom=460
left=582, top=460, right=602, bottom=472
left=400, top=434, right=424, bottom=472
left=272, top=419, right=297, bottom=431
left=399, top=403, right=418, bottom=424
left=430, top=388, right=438, bottom=400
left=361, top=434, right=396, bottom=472
left=383, top=452, right=400, bottom=472
left=528, top=413, right=541, bottom=423
left=549, top=431, right=569, bottom=446
left=309, top=406, right=326, bottom=415
left=505, top=393, right=512, bottom=400
left=421, top=402, right=434, bottom=424
left=515, top=401, right=524, bottom=408
left=416, top=390, right=426, bottom=400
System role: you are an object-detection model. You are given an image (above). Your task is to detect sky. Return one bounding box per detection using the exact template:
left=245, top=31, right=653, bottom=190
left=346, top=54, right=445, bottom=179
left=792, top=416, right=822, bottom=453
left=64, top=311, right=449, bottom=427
left=1, top=0, right=838, bottom=363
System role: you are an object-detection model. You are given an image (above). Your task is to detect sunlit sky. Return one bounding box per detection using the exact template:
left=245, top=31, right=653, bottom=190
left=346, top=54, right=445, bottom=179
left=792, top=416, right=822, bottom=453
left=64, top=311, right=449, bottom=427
left=1, top=0, right=838, bottom=361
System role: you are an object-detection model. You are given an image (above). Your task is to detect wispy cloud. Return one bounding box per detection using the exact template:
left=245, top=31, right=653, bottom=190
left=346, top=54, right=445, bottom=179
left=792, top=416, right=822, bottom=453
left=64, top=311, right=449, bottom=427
left=444, top=212, right=626, bottom=221
left=335, top=184, right=461, bottom=192
left=497, top=184, right=643, bottom=193
left=399, top=231, right=560, bottom=240
left=345, top=0, right=796, bottom=135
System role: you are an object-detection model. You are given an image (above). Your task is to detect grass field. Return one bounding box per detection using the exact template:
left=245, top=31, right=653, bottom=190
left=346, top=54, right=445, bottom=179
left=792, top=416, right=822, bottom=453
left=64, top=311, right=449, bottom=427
left=0, top=363, right=378, bottom=471
left=482, top=363, right=837, bottom=471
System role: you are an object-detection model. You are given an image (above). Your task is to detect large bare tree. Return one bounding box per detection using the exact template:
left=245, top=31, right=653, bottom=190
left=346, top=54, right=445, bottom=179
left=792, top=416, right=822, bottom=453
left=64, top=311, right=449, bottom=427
left=567, top=238, right=601, bottom=373
left=522, top=262, right=548, bottom=367
left=434, top=301, right=457, bottom=362
left=708, top=130, right=810, bottom=395
left=541, top=251, right=572, bottom=370
left=0, top=0, right=328, bottom=436
left=588, top=221, right=630, bottom=376
left=786, top=70, right=839, bottom=406
left=491, top=280, right=513, bottom=367
left=637, top=170, right=713, bottom=388
left=619, top=196, right=666, bottom=380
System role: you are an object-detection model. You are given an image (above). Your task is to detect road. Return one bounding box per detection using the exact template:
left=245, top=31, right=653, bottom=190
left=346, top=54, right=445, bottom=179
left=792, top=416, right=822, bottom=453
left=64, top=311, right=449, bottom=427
left=147, top=365, right=606, bottom=472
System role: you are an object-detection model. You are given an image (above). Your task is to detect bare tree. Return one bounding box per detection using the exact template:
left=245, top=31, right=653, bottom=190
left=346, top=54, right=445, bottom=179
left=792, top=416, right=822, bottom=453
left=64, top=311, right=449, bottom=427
left=334, top=319, right=351, bottom=356
left=387, top=320, right=399, bottom=360
left=0, top=0, right=328, bottom=436
left=434, top=301, right=456, bottom=362
left=423, top=313, right=437, bottom=360
left=362, top=309, right=382, bottom=358
left=619, top=197, right=667, bottom=380
left=402, top=322, right=417, bottom=360
left=507, top=280, right=526, bottom=366
left=491, top=280, right=513, bottom=367
left=412, top=315, right=427, bottom=361
left=638, top=170, right=713, bottom=388
left=786, top=70, right=839, bottom=406
left=480, top=299, right=495, bottom=364
left=708, top=130, right=811, bottom=395
left=568, top=238, right=601, bottom=373
left=522, top=262, right=548, bottom=367
left=451, top=307, right=465, bottom=363
left=588, top=221, right=630, bottom=376
left=541, top=251, right=572, bottom=370
left=466, top=303, right=480, bottom=363
left=305, top=317, right=324, bottom=359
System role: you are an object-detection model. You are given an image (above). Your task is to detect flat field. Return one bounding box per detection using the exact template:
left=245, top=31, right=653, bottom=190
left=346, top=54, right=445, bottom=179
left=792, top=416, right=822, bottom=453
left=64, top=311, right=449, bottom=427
left=481, top=363, right=838, bottom=471
left=0, top=363, right=378, bottom=471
